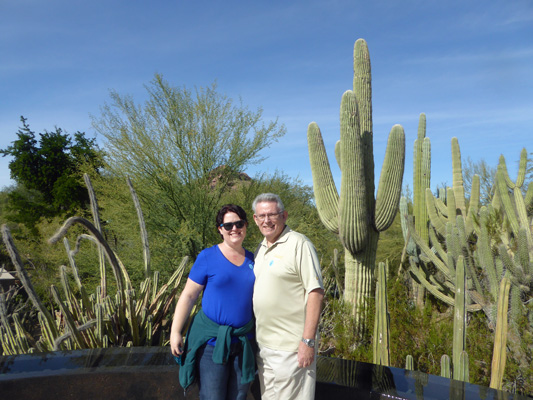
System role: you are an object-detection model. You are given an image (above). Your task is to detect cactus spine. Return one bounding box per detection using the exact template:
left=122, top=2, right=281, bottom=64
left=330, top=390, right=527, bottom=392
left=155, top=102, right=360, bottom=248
left=308, top=39, right=405, bottom=328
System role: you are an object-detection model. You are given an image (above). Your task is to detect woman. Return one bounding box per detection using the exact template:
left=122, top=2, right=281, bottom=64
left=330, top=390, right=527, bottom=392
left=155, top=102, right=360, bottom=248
left=170, top=204, right=256, bottom=400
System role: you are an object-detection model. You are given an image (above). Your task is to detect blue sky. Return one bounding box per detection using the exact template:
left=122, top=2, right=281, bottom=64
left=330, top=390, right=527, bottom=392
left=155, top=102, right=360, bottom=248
left=1, top=0, right=532, bottom=196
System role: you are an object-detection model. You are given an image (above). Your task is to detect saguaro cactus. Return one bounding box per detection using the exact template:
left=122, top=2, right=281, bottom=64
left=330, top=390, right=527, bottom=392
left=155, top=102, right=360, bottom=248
left=308, top=39, right=405, bottom=328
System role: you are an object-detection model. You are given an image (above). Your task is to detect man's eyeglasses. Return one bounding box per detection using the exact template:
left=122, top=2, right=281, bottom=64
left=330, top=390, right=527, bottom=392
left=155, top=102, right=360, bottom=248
left=220, top=220, right=246, bottom=231
left=254, top=211, right=283, bottom=221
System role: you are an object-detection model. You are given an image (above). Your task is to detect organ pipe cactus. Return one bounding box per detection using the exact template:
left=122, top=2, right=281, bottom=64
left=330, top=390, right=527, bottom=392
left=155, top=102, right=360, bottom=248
left=400, top=113, right=430, bottom=307
left=403, top=141, right=532, bottom=388
left=404, top=137, right=483, bottom=312
left=308, top=38, right=405, bottom=327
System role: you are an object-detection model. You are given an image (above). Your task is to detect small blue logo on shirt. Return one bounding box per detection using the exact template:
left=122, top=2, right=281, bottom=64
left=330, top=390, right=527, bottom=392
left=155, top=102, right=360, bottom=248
left=249, top=263, right=254, bottom=270
left=269, top=260, right=274, bottom=266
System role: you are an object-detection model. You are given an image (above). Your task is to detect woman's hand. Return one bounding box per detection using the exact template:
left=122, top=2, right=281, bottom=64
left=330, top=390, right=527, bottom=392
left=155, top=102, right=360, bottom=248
left=169, top=278, right=204, bottom=357
left=170, top=331, right=184, bottom=356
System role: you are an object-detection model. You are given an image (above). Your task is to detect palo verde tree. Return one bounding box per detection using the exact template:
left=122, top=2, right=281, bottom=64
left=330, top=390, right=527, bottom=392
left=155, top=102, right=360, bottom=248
left=0, top=117, right=102, bottom=230
left=92, top=74, right=285, bottom=260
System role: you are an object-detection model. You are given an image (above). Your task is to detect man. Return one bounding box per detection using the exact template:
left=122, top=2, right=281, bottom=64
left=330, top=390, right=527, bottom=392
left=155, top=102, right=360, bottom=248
left=252, top=193, right=324, bottom=400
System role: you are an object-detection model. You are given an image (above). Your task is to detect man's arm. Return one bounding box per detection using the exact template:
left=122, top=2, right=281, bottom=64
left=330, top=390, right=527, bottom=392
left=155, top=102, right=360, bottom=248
left=297, top=288, right=325, bottom=368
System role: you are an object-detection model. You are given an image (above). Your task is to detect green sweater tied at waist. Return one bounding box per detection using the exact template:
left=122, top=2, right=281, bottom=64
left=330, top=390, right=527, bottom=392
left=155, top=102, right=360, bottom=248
left=178, top=308, right=255, bottom=390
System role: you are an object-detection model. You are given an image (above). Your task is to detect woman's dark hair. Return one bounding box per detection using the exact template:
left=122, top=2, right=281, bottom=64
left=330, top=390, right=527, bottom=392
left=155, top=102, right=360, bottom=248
left=216, top=204, right=248, bottom=228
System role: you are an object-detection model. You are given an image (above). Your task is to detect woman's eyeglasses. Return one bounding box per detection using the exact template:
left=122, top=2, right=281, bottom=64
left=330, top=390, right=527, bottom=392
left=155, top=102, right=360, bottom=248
left=220, top=220, right=246, bottom=231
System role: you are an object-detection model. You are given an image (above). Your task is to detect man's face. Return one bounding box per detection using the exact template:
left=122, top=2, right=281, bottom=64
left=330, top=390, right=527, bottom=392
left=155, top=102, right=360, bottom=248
left=253, top=201, right=288, bottom=244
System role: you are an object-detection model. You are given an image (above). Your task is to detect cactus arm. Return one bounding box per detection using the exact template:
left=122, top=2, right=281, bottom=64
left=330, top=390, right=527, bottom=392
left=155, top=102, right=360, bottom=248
left=457, top=351, right=470, bottom=383
left=409, top=259, right=454, bottom=306
left=353, top=39, right=373, bottom=144
left=426, top=189, right=447, bottom=237
left=516, top=148, right=528, bottom=188
left=127, top=176, right=151, bottom=278
left=51, top=285, right=87, bottom=350
left=334, top=140, right=341, bottom=170
left=465, top=175, right=480, bottom=236
left=429, top=228, right=447, bottom=261
left=498, top=155, right=516, bottom=189
left=405, top=354, right=414, bottom=370
left=60, top=265, right=78, bottom=319
left=1, top=225, right=59, bottom=339
left=496, top=160, right=533, bottom=246
left=417, top=136, right=431, bottom=241
left=489, top=275, right=510, bottom=390
left=84, top=174, right=107, bottom=297
left=513, top=187, right=533, bottom=248
left=353, top=39, right=376, bottom=213
left=451, top=138, right=466, bottom=216
left=375, top=125, right=406, bottom=231
left=524, top=181, right=533, bottom=209
left=517, top=228, right=531, bottom=276
left=456, top=216, right=483, bottom=294
left=413, top=113, right=430, bottom=243
left=447, top=188, right=457, bottom=226
left=434, top=193, right=449, bottom=217
left=452, top=255, right=466, bottom=377
left=409, top=220, right=451, bottom=277
left=399, top=197, right=417, bottom=257
left=477, top=207, right=499, bottom=302
left=307, top=122, right=340, bottom=234
left=339, top=90, right=368, bottom=254
left=48, top=216, right=125, bottom=293
left=440, top=354, right=451, bottom=378
left=373, top=261, right=390, bottom=366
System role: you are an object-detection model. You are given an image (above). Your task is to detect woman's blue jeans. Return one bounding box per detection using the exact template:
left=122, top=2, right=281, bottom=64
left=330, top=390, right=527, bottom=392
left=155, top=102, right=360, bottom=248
left=197, top=342, right=251, bottom=400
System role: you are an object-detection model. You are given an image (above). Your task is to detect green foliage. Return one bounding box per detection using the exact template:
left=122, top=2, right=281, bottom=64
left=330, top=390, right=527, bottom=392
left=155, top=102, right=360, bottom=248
left=0, top=178, right=189, bottom=353
left=319, top=297, right=373, bottom=362
left=92, top=74, right=285, bottom=260
left=376, top=213, right=404, bottom=272
left=388, top=277, right=453, bottom=375
left=0, top=117, right=102, bottom=231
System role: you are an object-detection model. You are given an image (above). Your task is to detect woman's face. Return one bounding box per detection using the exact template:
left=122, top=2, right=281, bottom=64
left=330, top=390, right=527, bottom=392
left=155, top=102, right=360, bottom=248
left=218, top=211, right=247, bottom=246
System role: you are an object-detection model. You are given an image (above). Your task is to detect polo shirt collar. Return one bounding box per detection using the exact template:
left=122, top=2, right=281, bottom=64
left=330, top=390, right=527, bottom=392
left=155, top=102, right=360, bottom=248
left=261, top=225, right=291, bottom=248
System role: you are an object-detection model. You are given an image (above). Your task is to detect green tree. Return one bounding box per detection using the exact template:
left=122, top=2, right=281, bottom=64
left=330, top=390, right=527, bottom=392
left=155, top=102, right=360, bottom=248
left=462, top=156, right=497, bottom=205
left=0, top=117, right=103, bottom=230
left=92, top=74, right=285, bottom=259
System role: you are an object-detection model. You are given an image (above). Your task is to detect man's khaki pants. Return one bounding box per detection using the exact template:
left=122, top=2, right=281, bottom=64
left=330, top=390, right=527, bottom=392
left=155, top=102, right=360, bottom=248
left=256, top=344, right=316, bottom=400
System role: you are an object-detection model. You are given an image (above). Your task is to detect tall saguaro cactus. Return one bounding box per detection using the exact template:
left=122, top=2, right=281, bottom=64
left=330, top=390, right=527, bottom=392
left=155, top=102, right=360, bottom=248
left=308, top=39, right=406, bottom=329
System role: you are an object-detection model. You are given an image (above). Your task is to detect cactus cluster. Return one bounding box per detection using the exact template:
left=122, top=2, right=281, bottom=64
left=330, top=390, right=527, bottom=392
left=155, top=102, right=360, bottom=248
left=308, top=38, right=405, bottom=330
left=400, top=125, right=533, bottom=388
left=0, top=174, right=188, bottom=354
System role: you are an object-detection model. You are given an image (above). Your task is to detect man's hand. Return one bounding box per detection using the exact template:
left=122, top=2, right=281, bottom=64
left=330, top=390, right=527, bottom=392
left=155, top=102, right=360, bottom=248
left=297, top=341, right=315, bottom=368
